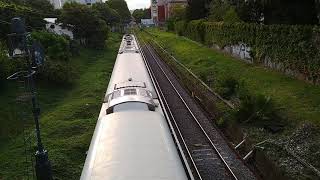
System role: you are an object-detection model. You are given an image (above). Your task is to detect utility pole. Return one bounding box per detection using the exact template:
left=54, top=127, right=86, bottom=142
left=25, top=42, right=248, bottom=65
left=7, top=17, right=53, bottom=180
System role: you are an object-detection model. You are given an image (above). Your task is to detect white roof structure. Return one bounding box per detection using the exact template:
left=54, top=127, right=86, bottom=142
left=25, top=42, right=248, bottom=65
left=80, top=111, right=188, bottom=180
left=44, top=18, right=57, bottom=24
left=106, top=35, right=155, bottom=96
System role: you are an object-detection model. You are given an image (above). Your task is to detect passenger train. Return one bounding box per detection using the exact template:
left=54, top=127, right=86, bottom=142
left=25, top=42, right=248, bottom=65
left=80, top=34, right=191, bottom=180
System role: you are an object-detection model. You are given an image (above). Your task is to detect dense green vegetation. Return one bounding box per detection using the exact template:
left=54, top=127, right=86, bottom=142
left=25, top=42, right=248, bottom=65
left=92, top=2, right=120, bottom=25
left=0, top=0, right=128, bottom=179
left=106, top=0, right=131, bottom=23
left=0, top=0, right=55, bottom=38
left=132, top=8, right=151, bottom=23
left=60, top=2, right=110, bottom=48
left=0, top=0, right=130, bottom=84
left=174, top=20, right=320, bottom=84
left=142, top=28, right=320, bottom=127
left=0, top=33, right=121, bottom=179
left=185, top=0, right=320, bottom=25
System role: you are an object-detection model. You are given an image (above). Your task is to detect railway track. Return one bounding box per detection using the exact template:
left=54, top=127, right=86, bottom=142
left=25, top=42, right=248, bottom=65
left=137, top=35, right=257, bottom=180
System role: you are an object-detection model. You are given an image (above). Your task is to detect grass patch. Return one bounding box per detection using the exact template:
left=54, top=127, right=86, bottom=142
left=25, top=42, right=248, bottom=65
left=0, top=33, right=121, bottom=179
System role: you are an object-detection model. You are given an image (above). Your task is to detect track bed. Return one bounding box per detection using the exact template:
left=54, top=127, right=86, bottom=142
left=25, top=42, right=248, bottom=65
left=139, top=38, right=257, bottom=180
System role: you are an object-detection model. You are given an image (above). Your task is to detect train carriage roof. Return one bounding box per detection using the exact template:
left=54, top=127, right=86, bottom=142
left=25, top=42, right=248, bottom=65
left=80, top=111, right=188, bottom=180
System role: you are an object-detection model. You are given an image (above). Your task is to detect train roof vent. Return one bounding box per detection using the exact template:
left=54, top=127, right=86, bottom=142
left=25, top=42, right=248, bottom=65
left=115, top=81, right=146, bottom=90
left=111, top=90, right=121, bottom=99
left=124, top=34, right=132, bottom=40
left=124, top=89, right=137, bottom=96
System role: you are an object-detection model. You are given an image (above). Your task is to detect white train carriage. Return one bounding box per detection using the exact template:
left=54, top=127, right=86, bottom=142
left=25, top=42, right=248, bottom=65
left=80, top=35, right=190, bottom=180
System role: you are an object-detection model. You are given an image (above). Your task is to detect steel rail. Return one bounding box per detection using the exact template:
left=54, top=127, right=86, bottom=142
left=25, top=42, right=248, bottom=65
left=135, top=34, right=201, bottom=180
left=143, top=40, right=239, bottom=180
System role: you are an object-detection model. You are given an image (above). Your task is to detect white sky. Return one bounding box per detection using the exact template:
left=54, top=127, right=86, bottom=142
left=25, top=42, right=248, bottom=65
left=125, top=0, right=150, bottom=10
left=103, top=0, right=150, bottom=10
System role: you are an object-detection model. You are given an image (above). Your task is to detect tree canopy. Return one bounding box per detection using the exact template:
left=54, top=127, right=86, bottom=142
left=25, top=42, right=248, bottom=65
left=0, top=0, right=56, bottom=39
left=186, top=0, right=211, bottom=21
left=132, top=8, right=150, bottom=23
left=263, top=0, right=318, bottom=25
left=60, top=2, right=109, bottom=48
left=206, top=0, right=319, bottom=25
left=106, top=0, right=131, bottom=23
left=92, top=2, right=120, bottom=25
left=170, top=5, right=186, bottom=21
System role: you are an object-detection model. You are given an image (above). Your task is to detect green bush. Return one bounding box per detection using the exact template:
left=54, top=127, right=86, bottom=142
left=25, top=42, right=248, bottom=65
left=185, top=19, right=206, bottom=42
left=31, top=31, right=79, bottom=84
left=174, top=20, right=186, bottom=36
left=166, top=19, right=175, bottom=32
left=235, top=94, right=284, bottom=126
left=38, top=60, right=78, bottom=85
left=223, top=7, right=242, bottom=23
left=32, top=31, right=71, bottom=61
left=86, top=19, right=110, bottom=49
left=0, top=42, right=19, bottom=83
left=218, top=76, right=240, bottom=100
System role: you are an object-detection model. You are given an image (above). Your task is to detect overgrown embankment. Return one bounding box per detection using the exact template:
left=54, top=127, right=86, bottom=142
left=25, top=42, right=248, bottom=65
left=139, top=28, right=320, bottom=179
left=174, top=20, right=320, bottom=84
left=0, top=33, right=121, bottom=179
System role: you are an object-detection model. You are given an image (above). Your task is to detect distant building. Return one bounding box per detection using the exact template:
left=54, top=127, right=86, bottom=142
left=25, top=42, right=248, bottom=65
left=44, top=18, right=74, bottom=39
left=151, top=0, right=158, bottom=24
left=150, top=0, right=187, bottom=25
left=141, top=19, right=155, bottom=27
left=50, top=0, right=102, bottom=9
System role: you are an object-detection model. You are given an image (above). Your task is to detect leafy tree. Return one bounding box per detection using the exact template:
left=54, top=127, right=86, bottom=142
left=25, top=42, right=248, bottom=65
left=263, top=0, right=318, bottom=25
left=0, top=0, right=56, bottom=39
left=170, top=5, right=186, bottom=21
left=132, top=8, right=150, bottom=23
left=166, top=5, right=186, bottom=31
left=208, top=0, right=319, bottom=24
left=223, top=7, right=242, bottom=23
left=31, top=30, right=71, bottom=61
left=186, top=0, right=210, bottom=21
left=60, top=2, right=109, bottom=48
left=31, top=31, right=77, bottom=84
left=236, top=0, right=263, bottom=23
left=106, top=0, right=131, bottom=23
left=208, top=0, right=231, bottom=22
left=92, top=2, right=120, bottom=25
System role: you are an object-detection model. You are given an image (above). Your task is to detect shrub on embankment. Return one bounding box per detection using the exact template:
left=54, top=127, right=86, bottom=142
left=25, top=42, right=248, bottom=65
left=32, top=31, right=77, bottom=84
left=173, top=20, right=320, bottom=84
left=0, top=31, right=78, bottom=86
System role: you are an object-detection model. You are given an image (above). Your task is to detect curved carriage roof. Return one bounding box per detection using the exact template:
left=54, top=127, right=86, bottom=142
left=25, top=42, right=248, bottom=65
left=80, top=111, right=188, bottom=180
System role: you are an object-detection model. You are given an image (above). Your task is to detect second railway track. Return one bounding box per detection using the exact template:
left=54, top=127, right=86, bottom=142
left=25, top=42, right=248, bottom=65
left=137, top=35, right=257, bottom=180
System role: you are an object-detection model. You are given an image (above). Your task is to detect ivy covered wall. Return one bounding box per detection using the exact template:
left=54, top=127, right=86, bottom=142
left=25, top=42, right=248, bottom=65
left=174, top=20, right=320, bottom=84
